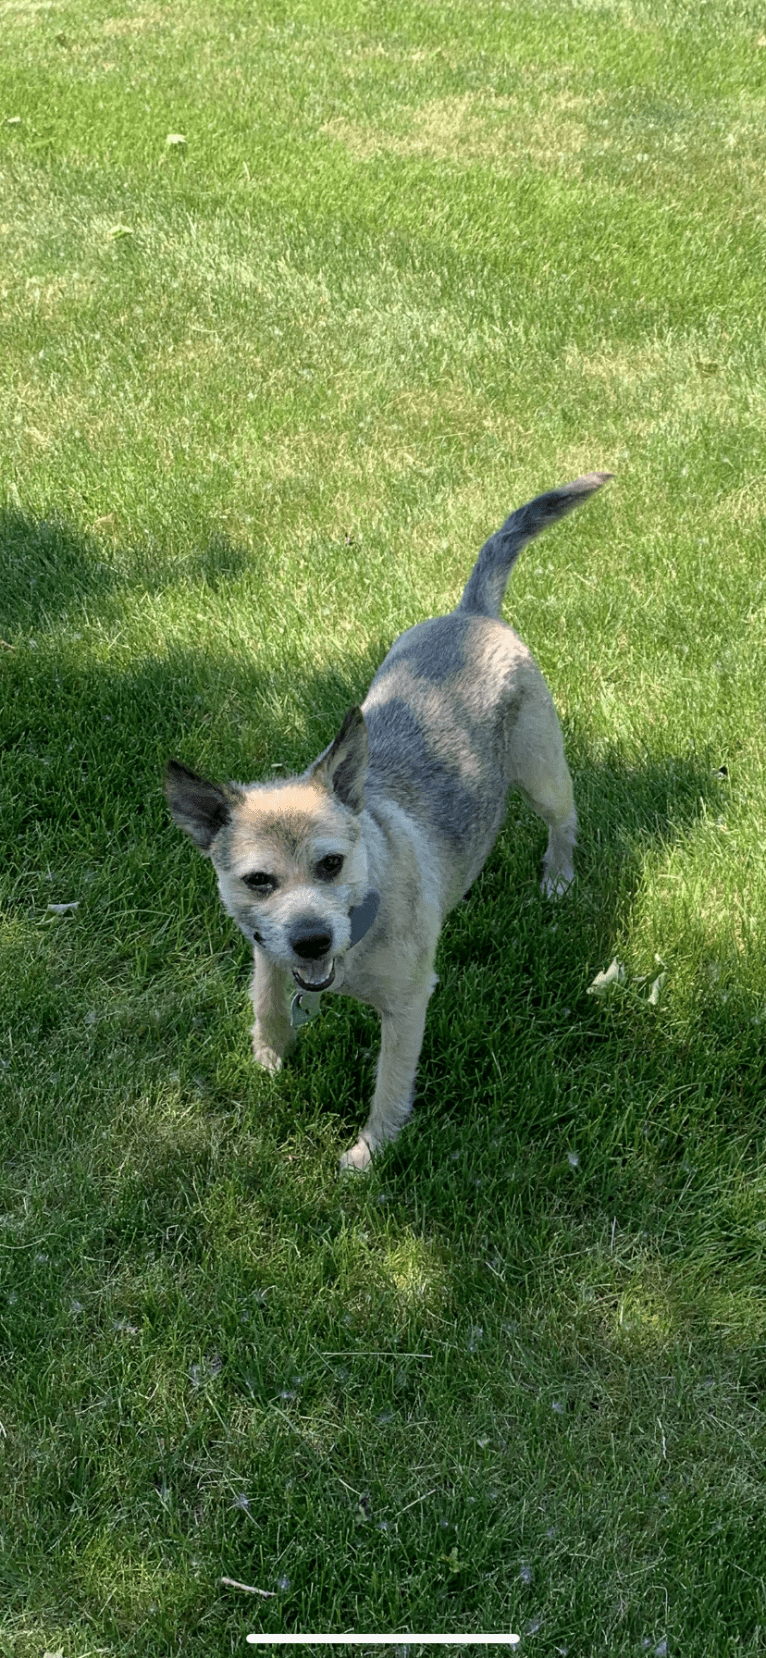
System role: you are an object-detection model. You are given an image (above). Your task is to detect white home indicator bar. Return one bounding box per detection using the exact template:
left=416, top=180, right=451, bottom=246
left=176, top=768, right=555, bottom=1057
left=246, top=1638, right=521, bottom=1647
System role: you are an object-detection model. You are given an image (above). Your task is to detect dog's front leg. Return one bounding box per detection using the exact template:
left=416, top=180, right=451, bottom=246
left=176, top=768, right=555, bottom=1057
left=341, top=976, right=436, bottom=1171
left=250, top=950, right=295, bottom=1074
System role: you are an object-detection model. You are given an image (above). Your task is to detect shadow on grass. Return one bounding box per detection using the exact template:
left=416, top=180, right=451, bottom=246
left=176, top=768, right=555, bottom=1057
left=0, top=509, right=119, bottom=634
left=2, top=507, right=740, bottom=1136
left=0, top=507, right=266, bottom=640
left=3, top=512, right=765, bottom=1646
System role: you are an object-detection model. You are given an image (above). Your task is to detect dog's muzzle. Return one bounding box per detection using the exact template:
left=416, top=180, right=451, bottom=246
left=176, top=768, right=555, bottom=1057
left=289, top=918, right=336, bottom=992
left=288, top=889, right=380, bottom=1011
left=287, top=891, right=380, bottom=995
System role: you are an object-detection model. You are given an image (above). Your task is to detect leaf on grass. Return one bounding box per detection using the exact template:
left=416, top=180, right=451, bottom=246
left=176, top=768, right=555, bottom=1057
left=220, top=1576, right=275, bottom=1597
left=586, top=958, right=625, bottom=995
left=647, top=972, right=666, bottom=1006
left=166, top=132, right=187, bottom=146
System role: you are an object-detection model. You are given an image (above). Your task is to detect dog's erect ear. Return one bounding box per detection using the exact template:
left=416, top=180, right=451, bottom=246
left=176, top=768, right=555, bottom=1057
left=164, top=760, right=237, bottom=852
left=316, top=706, right=369, bottom=813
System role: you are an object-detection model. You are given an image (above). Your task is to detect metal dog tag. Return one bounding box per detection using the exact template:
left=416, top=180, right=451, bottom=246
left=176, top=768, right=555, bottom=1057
left=290, top=990, right=324, bottom=1030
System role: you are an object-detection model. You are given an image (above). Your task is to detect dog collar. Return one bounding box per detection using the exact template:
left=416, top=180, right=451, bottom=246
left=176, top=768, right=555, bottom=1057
left=290, top=888, right=380, bottom=1030
left=348, top=887, right=380, bottom=946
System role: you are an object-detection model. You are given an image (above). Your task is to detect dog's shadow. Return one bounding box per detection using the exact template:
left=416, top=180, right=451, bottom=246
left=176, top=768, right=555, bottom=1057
left=395, top=719, right=756, bottom=1211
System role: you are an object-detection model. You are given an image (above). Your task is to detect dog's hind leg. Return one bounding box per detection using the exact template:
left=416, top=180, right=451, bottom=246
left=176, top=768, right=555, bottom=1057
left=506, top=692, right=577, bottom=898
left=537, top=785, right=577, bottom=899
left=251, top=950, right=296, bottom=1073
left=340, top=973, right=438, bottom=1171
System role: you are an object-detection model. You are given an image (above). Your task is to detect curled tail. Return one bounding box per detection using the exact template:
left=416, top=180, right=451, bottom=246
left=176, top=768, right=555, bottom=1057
left=458, top=471, right=612, bottom=619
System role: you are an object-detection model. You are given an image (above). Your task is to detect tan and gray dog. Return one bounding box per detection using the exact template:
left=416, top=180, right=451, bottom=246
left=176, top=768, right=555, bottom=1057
left=166, top=472, right=610, bottom=1169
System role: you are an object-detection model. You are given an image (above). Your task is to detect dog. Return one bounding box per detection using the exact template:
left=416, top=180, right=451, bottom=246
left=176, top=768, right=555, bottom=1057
left=165, top=472, right=610, bottom=1169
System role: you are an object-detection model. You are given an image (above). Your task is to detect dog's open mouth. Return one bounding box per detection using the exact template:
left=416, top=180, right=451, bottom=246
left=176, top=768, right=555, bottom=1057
left=292, top=961, right=336, bottom=993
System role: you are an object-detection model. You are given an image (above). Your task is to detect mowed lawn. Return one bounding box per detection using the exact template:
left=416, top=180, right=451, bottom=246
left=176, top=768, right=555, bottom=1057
left=1, top=0, right=766, bottom=1653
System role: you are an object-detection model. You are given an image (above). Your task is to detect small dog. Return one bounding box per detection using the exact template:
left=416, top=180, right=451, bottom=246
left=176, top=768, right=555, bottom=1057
left=166, top=473, right=610, bottom=1168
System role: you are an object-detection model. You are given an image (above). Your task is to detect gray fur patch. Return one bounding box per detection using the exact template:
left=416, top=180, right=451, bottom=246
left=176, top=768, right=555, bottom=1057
left=363, top=696, right=480, bottom=849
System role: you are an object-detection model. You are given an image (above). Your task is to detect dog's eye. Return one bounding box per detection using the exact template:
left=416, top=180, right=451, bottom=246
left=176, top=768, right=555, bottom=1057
left=242, top=871, right=276, bottom=894
left=316, top=854, right=344, bottom=880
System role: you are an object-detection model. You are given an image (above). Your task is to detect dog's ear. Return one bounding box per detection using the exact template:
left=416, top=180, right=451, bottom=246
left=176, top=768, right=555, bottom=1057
left=164, top=760, right=237, bottom=852
left=315, top=706, right=369, bottom=813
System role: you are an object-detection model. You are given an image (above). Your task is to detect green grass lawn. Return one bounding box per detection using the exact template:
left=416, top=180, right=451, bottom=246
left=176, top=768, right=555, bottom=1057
left=2, top=0, right=766, bottom=1653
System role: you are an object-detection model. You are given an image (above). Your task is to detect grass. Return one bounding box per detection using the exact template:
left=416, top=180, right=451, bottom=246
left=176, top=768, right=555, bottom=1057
left=1, top=0, right=766, bottom=1653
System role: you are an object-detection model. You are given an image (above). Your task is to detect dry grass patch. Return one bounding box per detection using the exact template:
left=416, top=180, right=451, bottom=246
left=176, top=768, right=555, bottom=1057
left=322, top=89, right=591, bottom=173
left=0, top=0, right=64, bottom=14
left=100, top=5, right=172, bottom=35
left=561, top=334, right=766, bottom=449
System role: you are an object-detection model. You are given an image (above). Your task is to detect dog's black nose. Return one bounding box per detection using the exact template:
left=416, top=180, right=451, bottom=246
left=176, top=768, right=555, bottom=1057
left=290, top=922, right=333, bottom=961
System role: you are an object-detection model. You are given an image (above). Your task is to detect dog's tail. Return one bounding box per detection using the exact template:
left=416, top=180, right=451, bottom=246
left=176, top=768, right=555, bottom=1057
left=457, top=472, right=613, bottom=619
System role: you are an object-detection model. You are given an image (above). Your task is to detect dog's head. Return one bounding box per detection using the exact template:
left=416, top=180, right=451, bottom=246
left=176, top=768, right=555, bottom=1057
left=165, top=708, right=370, bottom=991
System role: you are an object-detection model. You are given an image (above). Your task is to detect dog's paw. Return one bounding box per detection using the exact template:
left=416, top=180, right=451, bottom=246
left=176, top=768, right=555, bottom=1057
left=541, top=869, right=574, bottom=900
left=252, top=1039, right=284, bottom=1073
left=339, top=1135, right=374, bottom=1173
